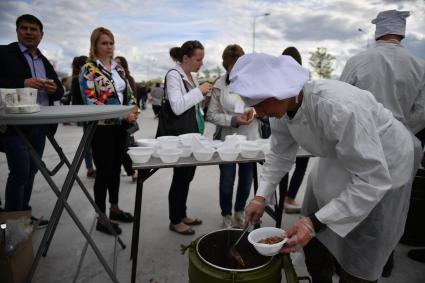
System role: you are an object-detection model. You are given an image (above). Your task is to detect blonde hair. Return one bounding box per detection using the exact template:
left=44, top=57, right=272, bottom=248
left=88, top=27, right=115, bottom=61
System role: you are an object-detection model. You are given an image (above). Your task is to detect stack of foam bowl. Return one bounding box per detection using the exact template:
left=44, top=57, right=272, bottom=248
left=128, top=146, right=155, bottom=164
left=217, top=147, right=239, bottom=161
left=178, top=144, right=192, bottom=158
left=157, top=148, right=182, bottom=163
left=239, top=142, right=260, bottom=158
left=137, top=138, right=160, bottom=157
left=157, top=136, right=180, bottom=149
left=179, top=133, right=201, bottom=147
left=256, top=139, right=271, bottom=154
left=225, top=134, right=247, bottom=143
left=193, top=148, right=215, bottom=162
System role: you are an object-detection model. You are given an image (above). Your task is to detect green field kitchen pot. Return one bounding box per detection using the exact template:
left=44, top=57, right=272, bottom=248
left=182, top=229, right=309, bottom=283
left=401, top=169, right=425, bottom=246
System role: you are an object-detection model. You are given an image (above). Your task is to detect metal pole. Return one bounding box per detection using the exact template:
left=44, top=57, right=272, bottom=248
left=252, top=16, right=257, bottom=53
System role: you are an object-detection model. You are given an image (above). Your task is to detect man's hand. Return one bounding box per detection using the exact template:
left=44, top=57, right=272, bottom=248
left=281, top=217, right=315, bottom=253
left=234, top=113, right=253, bottom=126
left=24, top=78, right=45, bottom=90
left=43, top=80, right=57, bottom=94
left=245, top=196, right=266, bottom=225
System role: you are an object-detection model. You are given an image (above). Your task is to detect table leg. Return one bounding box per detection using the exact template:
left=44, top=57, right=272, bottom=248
left=42, top=127, right=126, bottom=255
left=276, top=174, right=288, bottom=228
left=18, top=125, right=119, bottom=283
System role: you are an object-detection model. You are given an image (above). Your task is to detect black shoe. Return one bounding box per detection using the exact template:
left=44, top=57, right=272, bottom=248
left=96, top=221, right=122, bottom=235
left=408, top=249, right=425, bottom=263
left=110, top=210, right=134, bottom=223
left=30, top=216, right=49, bottom=230
left=382, top=251, right=394, bottom=277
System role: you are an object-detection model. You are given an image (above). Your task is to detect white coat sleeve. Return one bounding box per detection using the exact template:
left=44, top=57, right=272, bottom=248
left=256, top=118, right=298, bottom=202
left=166, top=71, right=204, bottom=115
left=407, top=80, right=425, bottom=134
left=206, top=88, right=233, bottom=127
left=314, top=100, right=392, bottom=237
left=339, top=59, right=357, bottom=85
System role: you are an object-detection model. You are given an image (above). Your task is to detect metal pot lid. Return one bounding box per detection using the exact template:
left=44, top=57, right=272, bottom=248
left=196, top=228, right=273, bottom=272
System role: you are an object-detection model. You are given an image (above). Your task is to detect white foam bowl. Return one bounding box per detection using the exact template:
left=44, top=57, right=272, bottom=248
left=157, top=136, right=180, bottom=149
left=240, top=144, right=260, bottom=158
left=178, top=145, right=192, bottom=158
left=193, top=148, right=215, bottom=162
left=225, top=134, right=247, bottom=142
left=247, top=227, right=287, bottom=256
left=128, top=148, right=154, bottom=164
left=217, top=147, right=239, bottom=161
left=179, top=133, right=201, bottom=146
left=136, top=138, right=158, bottom=148
left=157, top=148, right=182, bottom=163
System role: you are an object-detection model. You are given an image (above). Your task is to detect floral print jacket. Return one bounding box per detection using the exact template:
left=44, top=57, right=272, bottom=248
left=79, top=60, right=135, bottom=125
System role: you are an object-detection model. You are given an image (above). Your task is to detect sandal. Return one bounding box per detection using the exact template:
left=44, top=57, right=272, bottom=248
left=169, top=223, right=195, bottom=235
left=110, top=210, right=134, bottom=223
left=182, top=217, right=203, bottom=226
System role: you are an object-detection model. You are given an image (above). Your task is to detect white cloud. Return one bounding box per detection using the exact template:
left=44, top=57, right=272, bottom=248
left=0, top=0, right=424, bottom=81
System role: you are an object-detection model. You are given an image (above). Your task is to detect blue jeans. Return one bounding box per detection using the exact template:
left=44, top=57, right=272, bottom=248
left=219, top=163, right=253, bottom=216
left=0, top=126, right=46, bottom=211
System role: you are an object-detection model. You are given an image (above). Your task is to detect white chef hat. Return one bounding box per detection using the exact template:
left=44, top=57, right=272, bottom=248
left=372, top=10, right=410, bottom=39
left=228, top=53, right=309, bottom=106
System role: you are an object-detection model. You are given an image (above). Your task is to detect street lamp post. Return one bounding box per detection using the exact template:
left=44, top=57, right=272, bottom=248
left=252, top=13, right=270, bottom=53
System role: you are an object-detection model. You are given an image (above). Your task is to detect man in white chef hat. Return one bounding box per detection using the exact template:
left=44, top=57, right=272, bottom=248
left=340, top=10, right=425, bottom=273
left=230, top=53, right=422, bottom=282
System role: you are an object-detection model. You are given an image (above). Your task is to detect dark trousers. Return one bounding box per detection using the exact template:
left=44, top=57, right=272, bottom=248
left=304, top=238, right=378, bottom=283
left=152, top=105, right=161, bottom=116
left=81, top=123, right=94, bottom=170
left=0, top=126, right=46, bottom=211
left=169, top=166, right=196, bottom=224
left=122, top=133, right=135, bottom=176
left=91, top=125, right=126, bottom=213
left=279, top=157, right=309, bottom=199
left=219, top=162, right=253, bottom=215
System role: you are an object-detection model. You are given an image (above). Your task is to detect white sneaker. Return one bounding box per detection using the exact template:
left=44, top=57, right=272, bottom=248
left=233, top=211, right=245, bottom=228
left=222, top=215, right=233, bottom=229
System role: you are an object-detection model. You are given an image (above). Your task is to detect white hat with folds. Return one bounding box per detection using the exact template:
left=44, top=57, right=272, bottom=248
left=372, top=10, right=410, bottom=39
left=228, top=53, right=309, bottom=106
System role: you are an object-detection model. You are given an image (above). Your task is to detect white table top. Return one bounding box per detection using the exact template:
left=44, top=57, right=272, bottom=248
left=0, top=105, right=133, bottom=125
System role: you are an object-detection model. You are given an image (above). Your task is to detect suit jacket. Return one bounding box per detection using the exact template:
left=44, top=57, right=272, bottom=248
left=0, top=42, right=63, bottom=105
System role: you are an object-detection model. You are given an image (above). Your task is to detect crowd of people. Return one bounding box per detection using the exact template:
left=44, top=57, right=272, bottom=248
left=1, top=9, right=425, bottom=282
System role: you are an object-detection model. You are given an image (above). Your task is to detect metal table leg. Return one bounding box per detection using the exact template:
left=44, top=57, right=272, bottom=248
left=42, top=126, right=126, bottom=256
left=17, top=125, right=120, bottom=283
left=130, top=168, right=157, bottom=283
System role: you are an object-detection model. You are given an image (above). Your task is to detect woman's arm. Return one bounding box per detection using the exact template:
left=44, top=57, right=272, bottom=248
left=166, top=70, right=204, bottom=115
left=79, top=64, right=102, bottom=105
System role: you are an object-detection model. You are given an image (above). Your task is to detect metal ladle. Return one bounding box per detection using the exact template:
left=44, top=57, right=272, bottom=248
left=229, top=223, right=251, bottom=267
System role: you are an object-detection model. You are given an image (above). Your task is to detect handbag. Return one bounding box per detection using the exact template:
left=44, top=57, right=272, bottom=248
left=156, top=69, right=199, bottom=137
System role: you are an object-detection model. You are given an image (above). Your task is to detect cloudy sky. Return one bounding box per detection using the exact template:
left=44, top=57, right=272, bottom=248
left=1, top=0, right=424, bottom=81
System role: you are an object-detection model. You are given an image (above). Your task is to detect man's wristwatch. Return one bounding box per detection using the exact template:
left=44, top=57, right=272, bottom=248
left=309, top=214, right=326, bottom=233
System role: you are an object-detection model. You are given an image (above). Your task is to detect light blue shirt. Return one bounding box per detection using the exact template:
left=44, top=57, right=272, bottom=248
left=18, top=42, right=49, bottom=106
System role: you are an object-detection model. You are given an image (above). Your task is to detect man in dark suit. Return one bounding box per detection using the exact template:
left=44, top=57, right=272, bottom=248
left=0, top=14, right=63, bottom=227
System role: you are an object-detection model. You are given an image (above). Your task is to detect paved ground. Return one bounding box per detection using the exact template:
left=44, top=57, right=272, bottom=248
left=1, top=104, right=424, bottom=282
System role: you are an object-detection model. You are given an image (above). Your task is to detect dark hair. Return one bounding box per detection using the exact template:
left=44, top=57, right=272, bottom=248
left=155, top=82, right=160, bottom=87
left=72, top=56, right=88, bottom=78
left=115, top=56, right=130, bottom=75
left=169, top=40, right=204, bottom=62
left=222, top=44, right=245, bottom=71
left=282, top=46, right=302, bottom=65
left=16, top=14, right=43, bottom=32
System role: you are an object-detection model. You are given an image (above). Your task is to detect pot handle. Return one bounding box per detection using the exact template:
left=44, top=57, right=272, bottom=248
left=180, top=241, right=196, bottom=255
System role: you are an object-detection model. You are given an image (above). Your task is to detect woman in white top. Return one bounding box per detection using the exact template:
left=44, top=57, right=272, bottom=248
left=157, top=40, right=212, bottom=235
left=207, top=44, right=259, bottom=228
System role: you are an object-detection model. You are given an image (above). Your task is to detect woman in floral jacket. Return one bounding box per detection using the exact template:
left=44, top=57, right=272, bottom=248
left=79, top=27, right=138, bottom=236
